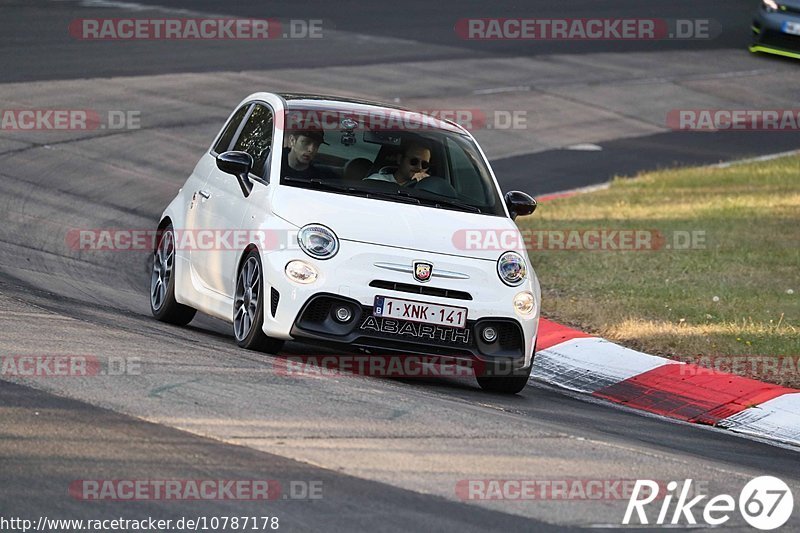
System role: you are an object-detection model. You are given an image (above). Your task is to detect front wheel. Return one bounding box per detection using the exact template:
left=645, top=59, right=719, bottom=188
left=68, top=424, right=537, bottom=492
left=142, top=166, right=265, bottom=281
left=233, top=251, right=285, bottom=353
left=476, top=364, right=532, bottom=394
left=150, top=224, right=196, bottom=325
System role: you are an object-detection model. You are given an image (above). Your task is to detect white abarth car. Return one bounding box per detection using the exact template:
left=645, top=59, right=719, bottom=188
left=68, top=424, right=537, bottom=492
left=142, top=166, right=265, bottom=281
left=150, top=92, right=540, bottom=393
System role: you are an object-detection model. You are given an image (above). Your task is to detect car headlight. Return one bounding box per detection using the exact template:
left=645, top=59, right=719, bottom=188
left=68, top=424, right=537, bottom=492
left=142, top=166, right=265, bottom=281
left=285, top=260, right=318, bottom=284
left=297, top=224, right=339, bottom=260
left=513, top=291, right=536, bottom=317
left=497, top=251, right=527, bottom=286
left=763, top=0, right=779, bottom=11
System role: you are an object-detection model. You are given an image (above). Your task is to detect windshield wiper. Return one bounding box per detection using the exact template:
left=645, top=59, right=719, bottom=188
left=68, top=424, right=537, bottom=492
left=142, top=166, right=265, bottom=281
left=410, top=194, right=482, bottom=213
left=282, top=177, right=421, bottom=205
left=282, top=176, right=356, bottom=192
left=364, top=189, right=421, bottom=205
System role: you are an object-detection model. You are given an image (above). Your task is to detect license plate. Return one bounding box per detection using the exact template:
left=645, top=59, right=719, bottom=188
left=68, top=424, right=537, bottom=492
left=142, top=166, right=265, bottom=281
left=373, top=296, right=468, bottom=329
left=782, top=21, right=800, bottom=35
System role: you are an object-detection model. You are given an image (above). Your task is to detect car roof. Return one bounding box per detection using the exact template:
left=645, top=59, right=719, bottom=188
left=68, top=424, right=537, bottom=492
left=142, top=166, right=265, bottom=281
left=277, top=92, right=466, bottom=134
left=278, top=92, right=411, bottom=110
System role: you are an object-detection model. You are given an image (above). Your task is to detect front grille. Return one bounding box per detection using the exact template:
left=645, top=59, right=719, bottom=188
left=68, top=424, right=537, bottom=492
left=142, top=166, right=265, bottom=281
left=303, top=297, right=334, bottom=323
left=496, top=322, right=523, bottom=350
left=270, top=288, right=280, bottom=317
left=294, top=294, right=363, bottom=338
left=369, top=280, right=472, bottom=301
left=474, top=319, right=525, bottom=358
left=760, top=29, right=800, bottom=49
left=780, top=4, right=800, bottom=14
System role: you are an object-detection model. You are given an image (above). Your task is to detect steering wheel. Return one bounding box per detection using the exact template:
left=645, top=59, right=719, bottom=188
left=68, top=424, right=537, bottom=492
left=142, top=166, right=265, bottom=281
left=406, top=176, right=458, bottom=198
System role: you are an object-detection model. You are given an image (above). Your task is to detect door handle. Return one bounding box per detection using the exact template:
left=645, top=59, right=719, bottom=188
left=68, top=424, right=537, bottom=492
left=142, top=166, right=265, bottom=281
left=198, top=190, right=211, bottom=199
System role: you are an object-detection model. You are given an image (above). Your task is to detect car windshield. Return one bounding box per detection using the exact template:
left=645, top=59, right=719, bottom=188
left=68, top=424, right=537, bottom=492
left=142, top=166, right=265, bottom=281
left=278, top=106, right=506, bottom=216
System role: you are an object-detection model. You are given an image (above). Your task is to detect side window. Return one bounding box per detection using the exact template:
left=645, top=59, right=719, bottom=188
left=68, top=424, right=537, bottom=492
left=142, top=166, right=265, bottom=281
left=214, top=105, right=250, bottom=154
left=232, top=104, right=274, bottom=179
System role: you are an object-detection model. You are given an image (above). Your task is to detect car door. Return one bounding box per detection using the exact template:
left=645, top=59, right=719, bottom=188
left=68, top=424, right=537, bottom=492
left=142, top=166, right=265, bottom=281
left=185, top=103, right=250, bottom=298
left=191, top=102, right=275, bottom=298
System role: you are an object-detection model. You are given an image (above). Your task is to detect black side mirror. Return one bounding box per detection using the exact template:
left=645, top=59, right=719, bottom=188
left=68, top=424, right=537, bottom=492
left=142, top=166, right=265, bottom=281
left=217, top=151, right=254, bottom=197
left=504, top=191, right=537, bottom=220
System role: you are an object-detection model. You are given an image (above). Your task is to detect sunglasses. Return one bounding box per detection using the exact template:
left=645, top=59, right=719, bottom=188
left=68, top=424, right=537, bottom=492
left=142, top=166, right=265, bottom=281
left=407, top=157, right=430, bottom=170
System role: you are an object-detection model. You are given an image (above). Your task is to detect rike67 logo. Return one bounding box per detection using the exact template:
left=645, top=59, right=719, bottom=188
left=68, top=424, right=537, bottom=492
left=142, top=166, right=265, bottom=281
left=623, top=477, right=793, bottom=530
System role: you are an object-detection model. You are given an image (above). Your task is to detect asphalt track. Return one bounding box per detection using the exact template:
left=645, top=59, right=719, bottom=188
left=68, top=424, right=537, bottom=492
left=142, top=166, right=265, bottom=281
left=0, top=381, right=563, bottom=532
left=0, top=0, right=764, bottom=82
left=3, top=0, right=800, bottom=194
left=1, top=1, right=799, bottom=531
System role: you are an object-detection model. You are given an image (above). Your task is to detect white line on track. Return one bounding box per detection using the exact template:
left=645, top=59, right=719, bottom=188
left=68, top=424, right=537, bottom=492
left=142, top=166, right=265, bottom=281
left=70, top=0, right=223, bottom=16
left=473, top=86, right=531, bottom=95
left=710, top=148, right=800, bottom=168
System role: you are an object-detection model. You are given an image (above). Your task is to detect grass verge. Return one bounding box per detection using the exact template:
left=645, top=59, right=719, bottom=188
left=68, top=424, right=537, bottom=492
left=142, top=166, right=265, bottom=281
left=517, top=154, right=800, bottom=387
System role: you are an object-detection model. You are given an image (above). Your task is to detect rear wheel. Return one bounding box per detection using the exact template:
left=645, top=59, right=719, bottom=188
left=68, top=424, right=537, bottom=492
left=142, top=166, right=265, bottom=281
left=233, top=251, right=284, bottom=353
left=150, top=224, right=196, bottom=325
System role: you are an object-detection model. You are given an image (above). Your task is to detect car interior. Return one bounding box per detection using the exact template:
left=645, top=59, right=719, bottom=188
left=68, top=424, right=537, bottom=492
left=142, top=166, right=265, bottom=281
left=279, top=125, right=501, bottom=213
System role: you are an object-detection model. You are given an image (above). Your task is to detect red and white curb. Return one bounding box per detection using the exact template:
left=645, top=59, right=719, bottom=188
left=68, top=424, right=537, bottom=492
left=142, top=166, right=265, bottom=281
left=531, top=319, right=800, bottom=447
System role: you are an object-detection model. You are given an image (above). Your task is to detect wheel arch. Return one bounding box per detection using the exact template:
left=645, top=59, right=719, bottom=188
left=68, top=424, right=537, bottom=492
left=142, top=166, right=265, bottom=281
left=155, top=216, right=173, bottom=250
left=236, top=243, right=261, bottom=275
left=232, top=243, right=263, bottom=299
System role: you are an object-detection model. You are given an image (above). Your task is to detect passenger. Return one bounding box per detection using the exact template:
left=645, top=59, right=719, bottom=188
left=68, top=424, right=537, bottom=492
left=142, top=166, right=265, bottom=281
left=281, top=129, right=328, bottom=179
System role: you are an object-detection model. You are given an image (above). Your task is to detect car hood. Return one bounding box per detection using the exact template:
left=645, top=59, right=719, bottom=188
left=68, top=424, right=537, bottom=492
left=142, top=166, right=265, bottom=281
left=272, top=185, right=522, bottom=261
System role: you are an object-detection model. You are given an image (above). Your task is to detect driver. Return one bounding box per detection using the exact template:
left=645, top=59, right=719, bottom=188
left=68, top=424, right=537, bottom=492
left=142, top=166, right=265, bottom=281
left=364, top=141, right=431, bottom=186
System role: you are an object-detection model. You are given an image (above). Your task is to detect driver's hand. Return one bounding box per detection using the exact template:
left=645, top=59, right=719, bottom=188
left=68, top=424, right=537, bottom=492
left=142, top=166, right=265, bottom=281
left=411, top=171, right=430, bottom=182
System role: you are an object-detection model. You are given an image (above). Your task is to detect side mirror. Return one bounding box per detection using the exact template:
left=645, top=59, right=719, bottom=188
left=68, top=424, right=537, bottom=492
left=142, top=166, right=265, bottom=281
left=504, top=191, right=537, bottom=220
left=217, top=151, right=254, bottom=197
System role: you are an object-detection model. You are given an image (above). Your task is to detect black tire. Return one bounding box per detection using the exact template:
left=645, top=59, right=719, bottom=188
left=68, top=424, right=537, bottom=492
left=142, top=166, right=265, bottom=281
left=476, top=340, right=536, bottom=394
left=476, top=363, right=532, bottom=394
left=233, top=250, right=284, bottom=353
left=150, top=224, right=196, bottom=326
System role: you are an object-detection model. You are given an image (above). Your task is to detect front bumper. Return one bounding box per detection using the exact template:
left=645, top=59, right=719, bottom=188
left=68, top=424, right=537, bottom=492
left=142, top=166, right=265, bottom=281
left=289, top=293, right=529, bottom=367
left=752, top=8, right=800, bottom=58
left=259, top=240, right=540, bottom=367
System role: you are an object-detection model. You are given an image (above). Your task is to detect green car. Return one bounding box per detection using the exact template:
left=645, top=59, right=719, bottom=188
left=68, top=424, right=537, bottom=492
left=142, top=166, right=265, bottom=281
left=751, top=0, right=800, bottom=58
